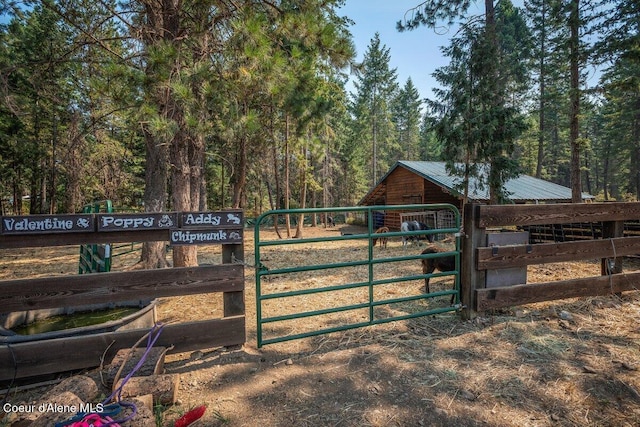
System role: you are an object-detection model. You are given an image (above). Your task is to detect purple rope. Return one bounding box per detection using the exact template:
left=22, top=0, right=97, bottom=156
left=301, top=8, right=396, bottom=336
left=101, top=322, right=166, bottom=426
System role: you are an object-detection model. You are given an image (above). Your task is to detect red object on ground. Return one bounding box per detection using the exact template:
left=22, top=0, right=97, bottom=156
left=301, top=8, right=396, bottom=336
left=174, top=405, right=207, bottom=427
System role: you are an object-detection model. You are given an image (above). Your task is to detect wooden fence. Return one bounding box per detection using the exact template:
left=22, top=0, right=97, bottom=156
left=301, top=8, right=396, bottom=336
left=0, top=211, right=245, bottom=381
left=461, top=202, right=640, bottom=316
left=523, top=220, right=640, bottom=243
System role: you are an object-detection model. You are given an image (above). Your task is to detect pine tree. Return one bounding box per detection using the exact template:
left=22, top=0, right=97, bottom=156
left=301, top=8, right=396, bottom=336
left=406, top=0, right=528, bottom=203
left=418, top=112, right=442, bottom=160
left=593, top=0, right=640, bottom=199
left=523, top=0, right=567, bottom=179
left=0, top=3, right=76, bottom=214
left=392, top=78, right=423, bottom=160
left=350, top=32, right=399, bottom=186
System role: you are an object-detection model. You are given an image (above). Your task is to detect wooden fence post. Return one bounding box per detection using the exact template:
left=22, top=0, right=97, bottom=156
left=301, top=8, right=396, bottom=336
left=222, top=242, right=245, bottom=317
left=601, top=220, right=624, bottom=297
left=461, top=203, right=485, bottom=319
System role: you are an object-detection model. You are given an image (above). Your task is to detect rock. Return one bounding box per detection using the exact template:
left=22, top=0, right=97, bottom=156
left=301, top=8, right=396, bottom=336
left=10, top=376, right=99, bottom=427
left=559, top=310, right=573, bottom=321
left=105, top=347, right=167, bottom=387
left=190, top=350, right=204, bottom=361
left=114, top=374, right=180, bottom=406
left=461, top=390, right=476, bottom=401
left=558, top=320, right=572, bottom=330
left=29, top=391, right=85, bottom=427
left=119, top=397, right=156, bottom=427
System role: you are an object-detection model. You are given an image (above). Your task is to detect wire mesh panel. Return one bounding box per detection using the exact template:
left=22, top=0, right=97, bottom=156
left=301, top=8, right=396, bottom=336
left=437, top=210, right=458, bottom=241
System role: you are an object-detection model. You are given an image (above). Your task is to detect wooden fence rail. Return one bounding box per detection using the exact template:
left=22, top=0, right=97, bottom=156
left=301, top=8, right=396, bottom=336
left=462, top=202, right=640, bottom=317
left=0, top=210, right=245, bottom=381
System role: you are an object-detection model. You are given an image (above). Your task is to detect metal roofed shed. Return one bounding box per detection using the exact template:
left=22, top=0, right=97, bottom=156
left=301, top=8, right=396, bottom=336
left=358, top=161, right=594, bottom=233
left=359, top=161, right=594, bottom=208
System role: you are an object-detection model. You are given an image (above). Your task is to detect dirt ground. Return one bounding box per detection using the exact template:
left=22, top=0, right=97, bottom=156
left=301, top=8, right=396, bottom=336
left=1, top=225, right=640, bottom=427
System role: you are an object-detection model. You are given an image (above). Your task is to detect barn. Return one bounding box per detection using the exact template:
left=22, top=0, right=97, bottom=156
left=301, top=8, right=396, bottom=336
left=359, top=161, right=594, bottom=230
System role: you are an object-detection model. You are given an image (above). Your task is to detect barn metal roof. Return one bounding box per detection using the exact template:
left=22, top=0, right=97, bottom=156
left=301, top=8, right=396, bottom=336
left=361, top=161, right=594, bottom=204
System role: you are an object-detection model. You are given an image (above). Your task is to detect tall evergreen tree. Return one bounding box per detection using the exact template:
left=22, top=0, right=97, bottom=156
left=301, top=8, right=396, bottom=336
left=418, top=112, right=442, bottom=160
left=524, top=0, right=567, bottom=179
left=598, top=57, right=640, bottom=199
left=593, top=0, right=640, bottom=199
left=350, top=32, right=399, bottom=186
left=0, top=3, right=76, bottom=214
left=402, top=0, right=528, bottom=203
left=392, top=77, right=422, bottom=160
left=568, top=0, right=582, bottom=202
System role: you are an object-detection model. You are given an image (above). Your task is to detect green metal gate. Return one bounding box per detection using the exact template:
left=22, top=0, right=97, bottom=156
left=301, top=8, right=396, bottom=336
left=78, top=200, right=144, bottom=274
left=254, top=204, right=461, bottom=347
left=79, top=200, right=113, bottom=274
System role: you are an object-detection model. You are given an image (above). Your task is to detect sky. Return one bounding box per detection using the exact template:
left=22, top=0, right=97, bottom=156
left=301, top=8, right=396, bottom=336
left=338, top=0, right=521, bottom=103
left=338, top=0, right=469, bottom=102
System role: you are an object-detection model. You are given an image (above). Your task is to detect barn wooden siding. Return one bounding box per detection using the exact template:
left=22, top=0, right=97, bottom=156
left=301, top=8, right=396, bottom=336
left=423, top=180, right=462, bottom=208
left=382, top=167, right=461, bottom=230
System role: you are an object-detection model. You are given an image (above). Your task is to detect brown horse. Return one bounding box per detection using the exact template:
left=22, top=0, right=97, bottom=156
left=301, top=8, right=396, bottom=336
left=421, top=245, right=456, bottom=303
left=373, top=226, right=389, bottom=248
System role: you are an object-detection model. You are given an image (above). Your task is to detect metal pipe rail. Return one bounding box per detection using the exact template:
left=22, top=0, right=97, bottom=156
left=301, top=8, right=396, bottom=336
left=254, top=204, right=461, bottom=347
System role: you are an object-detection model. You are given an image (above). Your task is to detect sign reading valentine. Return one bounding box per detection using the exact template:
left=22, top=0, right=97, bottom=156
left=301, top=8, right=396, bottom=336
left=1, top=214, right=94, bottom=234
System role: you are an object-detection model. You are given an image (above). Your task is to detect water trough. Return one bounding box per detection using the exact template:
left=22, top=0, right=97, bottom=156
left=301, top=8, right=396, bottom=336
left=0, top=300, right=157, bottom=344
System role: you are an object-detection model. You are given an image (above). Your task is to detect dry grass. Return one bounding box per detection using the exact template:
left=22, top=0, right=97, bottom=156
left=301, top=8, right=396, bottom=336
left=1, top=225, right=639, bottom=427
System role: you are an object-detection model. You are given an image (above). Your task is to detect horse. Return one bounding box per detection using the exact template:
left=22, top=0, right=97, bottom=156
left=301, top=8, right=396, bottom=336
left=421, top=245, right=456, bottom=304
left=400, top=220, right=434, bottom=247
left=372, top=226, right=389, bottom=248
left=326, top=215, right=335, bottom=227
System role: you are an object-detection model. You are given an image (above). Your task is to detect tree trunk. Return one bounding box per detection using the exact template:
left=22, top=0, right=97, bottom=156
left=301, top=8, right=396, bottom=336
left=63, top=112, right=83, bottom=213
left=485, top=0, right=500, bottom=205
left=634, top=99, right=640, bottom=200
left=569, top=0, right=582, bottom=203
left=284, top=115, right=291, bottom=237
left=294, top=143, right=307, bottom=239
left=584, top=151, right=592, bottom=195
left=231, top=135, right=247, bottom=209
left=12, top=165, right=23, bottom=215
left=141, top=129, right=169, bottom=269
left=271, top=140, right=283, bottom=239
left=190, top=134, right=204, bottom=211
left=139, top=0, right=171, bottom=269
left=602, top=145, right=609, bottom=201
left=372, top=87, right=377, bottom=186
left=49, top=112, right=57, bottom=214
left=536, top=3, right=547, bottom=179
left=171, top=127, right=198, bottom=267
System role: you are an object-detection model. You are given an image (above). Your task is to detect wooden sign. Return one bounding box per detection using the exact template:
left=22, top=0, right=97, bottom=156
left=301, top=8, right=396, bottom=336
left=170, top=228, right=243, bottom=245
left=1, top=214, right=94, bottom=234
left=97, top=213, right=177, bottom=232
left=180, top=211, right=243, bottom=228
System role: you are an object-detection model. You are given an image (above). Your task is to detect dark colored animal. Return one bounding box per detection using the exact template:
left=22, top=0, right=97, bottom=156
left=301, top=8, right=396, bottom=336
left=373, top=226, right=389, bottom=248
left=400, top=220, right=434, bottom=247
left=421, top=245, right=456, bottom=303
left=326, top=215, right=335, bottom=227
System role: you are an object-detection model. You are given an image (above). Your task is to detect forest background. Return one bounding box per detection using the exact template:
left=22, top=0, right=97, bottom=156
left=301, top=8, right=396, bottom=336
left=0, top=0, right=638, bottom=265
